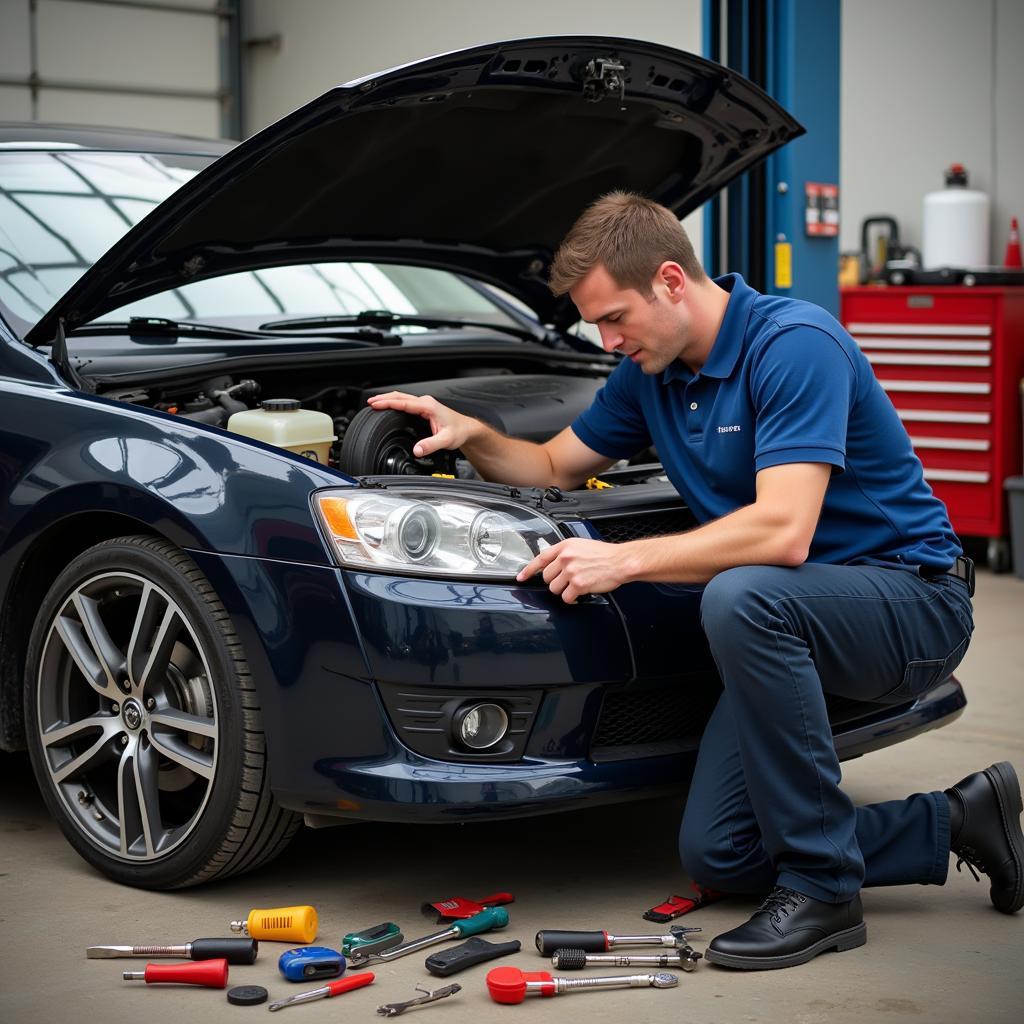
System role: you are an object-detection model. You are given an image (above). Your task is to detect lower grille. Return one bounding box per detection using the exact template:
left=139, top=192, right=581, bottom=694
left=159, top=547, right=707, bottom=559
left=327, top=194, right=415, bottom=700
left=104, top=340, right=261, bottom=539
left=591, top=677, right=722, bottom=761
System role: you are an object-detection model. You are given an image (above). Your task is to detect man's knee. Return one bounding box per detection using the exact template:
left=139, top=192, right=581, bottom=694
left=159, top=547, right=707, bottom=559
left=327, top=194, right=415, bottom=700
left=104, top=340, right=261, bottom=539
left=700, top=565, right=788, bottom=641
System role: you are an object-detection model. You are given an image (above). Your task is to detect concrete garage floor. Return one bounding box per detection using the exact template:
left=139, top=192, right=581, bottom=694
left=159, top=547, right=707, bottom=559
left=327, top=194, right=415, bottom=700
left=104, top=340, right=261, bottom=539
left=1, top=570, right=1022, bottom=1024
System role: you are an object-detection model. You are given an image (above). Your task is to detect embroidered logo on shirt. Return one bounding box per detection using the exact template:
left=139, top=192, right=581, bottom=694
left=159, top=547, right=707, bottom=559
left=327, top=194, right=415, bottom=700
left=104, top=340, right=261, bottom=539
left=716, top=425, right=742, bottom=433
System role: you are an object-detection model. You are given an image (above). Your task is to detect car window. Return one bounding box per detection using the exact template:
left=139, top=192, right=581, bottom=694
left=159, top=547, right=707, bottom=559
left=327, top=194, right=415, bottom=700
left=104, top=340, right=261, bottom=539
left=0, top=150, right=521, bottom=331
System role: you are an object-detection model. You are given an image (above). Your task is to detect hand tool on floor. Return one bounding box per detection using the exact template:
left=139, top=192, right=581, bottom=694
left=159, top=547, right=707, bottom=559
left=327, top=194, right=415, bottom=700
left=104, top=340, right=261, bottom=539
left=643, top=884, right=724, bottom=923
left=278, top=946, right=344, bottom=981
left=534, top=925, right=701, bottom=956
left=551, top=948, right=700, bottom=972
left=348, top=907, right=509, bottom=968
left=88, top=937, right=258, bottom=965
left=122, top=958, right=229, bottom=989
left=425, top=937, right=522, bottom=977
left=341, top=921, right=403, bottom=957
left=486, top=966, right=678, bottom=1003
left=376, top=983, right=462, bottom=1017
left=230, top=905, right=317, bottom=943
left=422, top=891, right=514, bottom=922
left=267, top=971, right=375, bottom=1012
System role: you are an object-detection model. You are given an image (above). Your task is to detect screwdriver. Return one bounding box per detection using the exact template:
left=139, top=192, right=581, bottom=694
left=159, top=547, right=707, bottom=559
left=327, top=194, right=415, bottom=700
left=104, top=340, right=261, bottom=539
left=123, top=958, right=229, bottom=989
left=88, top=937, right=258, bottom=965
left=230, top=905, right=318, bottom=943
left=347, top=907, right=509, bottom=968
left=268, top=971, right=375, bottom=1011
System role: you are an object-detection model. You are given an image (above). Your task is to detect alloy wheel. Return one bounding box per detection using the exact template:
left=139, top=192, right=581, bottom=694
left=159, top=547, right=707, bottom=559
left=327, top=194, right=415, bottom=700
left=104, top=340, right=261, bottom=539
left=35, top=571, right=219, bottom=862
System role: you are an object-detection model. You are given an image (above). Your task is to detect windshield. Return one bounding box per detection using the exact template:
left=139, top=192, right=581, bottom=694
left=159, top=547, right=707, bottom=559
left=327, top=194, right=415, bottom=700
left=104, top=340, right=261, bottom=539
left=0, top=149, right=522, bottom=334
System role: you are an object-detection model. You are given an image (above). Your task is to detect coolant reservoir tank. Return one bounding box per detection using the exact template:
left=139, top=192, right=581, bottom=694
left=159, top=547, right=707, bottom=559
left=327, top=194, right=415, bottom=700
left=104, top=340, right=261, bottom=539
left=227, top=399, right=337, bottom=464
left=922, top=163, right=990, bottom=269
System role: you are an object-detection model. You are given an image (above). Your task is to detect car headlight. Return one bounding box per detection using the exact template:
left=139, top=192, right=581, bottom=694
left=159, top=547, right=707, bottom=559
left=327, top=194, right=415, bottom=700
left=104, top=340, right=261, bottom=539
left=314, top=487, right=563, bottom=579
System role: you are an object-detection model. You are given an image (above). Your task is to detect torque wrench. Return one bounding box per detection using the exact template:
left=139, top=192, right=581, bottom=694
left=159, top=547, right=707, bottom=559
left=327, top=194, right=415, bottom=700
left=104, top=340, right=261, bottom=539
left=230, top=905, right=317, bottom=943
left=551, top=948, right=700, bottom=971
left=534, top=925, right=701, bottom=956
left=268, top=971, right=375, bottom=1011
left=122, top=958, right=229, bottom=989
left=88, top=937, right=258, bottom=965
left=348, top=907, right=509, bottom=968
left=486, top=966, right=678, bottom=1003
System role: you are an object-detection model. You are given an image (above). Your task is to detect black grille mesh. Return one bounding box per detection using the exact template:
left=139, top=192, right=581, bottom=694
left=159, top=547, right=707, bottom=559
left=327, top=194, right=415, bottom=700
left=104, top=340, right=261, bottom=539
left=592, top=679, right=722, bottom=749
left=590, top=509, right=695, bottom=544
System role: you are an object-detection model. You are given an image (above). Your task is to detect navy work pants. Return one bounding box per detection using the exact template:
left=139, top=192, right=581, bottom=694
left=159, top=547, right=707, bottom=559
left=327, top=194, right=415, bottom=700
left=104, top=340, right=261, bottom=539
left=679, top=563, right=974, bottom=903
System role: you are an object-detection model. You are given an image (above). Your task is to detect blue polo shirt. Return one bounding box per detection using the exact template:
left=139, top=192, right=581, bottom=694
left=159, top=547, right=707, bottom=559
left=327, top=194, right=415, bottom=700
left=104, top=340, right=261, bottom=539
left=571, top=274, right=961, bottom=570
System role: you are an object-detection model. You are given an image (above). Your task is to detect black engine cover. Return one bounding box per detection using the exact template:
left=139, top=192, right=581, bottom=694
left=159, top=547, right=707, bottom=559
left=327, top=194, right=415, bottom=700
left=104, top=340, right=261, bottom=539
left=363, top=374, right=604, bottom=442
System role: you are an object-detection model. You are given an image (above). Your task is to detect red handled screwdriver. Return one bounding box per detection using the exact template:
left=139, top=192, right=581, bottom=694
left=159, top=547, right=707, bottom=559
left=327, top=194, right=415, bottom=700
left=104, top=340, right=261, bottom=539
left=123, top=958, right=229, bottom=988
left=268, top=971, right=375, bottom=1011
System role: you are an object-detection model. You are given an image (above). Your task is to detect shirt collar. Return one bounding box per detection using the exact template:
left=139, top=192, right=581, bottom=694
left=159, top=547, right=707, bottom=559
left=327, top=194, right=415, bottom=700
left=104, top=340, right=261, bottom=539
left=661, top=273, right=756, bottom=385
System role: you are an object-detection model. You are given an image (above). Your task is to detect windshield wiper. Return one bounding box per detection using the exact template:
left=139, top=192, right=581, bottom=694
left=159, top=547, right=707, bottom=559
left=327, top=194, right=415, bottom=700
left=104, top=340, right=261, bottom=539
left=70, top=315, right=394, bottom=345
left=259, top=310, right=542, bottom=343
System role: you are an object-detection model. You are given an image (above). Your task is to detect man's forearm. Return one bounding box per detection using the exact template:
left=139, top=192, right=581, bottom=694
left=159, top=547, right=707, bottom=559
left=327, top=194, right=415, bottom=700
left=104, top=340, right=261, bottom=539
left=460, top=420, right=560, bottom=487
left=620, top=501, right=809, bottom=585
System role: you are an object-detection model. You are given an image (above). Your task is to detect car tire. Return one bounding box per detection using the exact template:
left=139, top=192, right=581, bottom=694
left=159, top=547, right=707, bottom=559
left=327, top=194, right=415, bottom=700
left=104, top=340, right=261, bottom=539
left=338, top=407, right=457, bottom=477
left=24, top=534, right=300, bottom=889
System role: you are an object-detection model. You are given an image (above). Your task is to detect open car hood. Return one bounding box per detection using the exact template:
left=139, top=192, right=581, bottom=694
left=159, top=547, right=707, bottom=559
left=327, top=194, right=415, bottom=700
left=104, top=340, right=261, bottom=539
left=27, top=36, right=803, bottom=344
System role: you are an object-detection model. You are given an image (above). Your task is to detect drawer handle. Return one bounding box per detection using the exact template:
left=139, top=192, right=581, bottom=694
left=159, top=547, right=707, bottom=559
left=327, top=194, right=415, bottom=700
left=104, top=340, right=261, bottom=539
left=880, top=380, right=990, bottom=394
left=847, top=322, right=991, bottom=337
left=923, top=468, right=990, bottom=484
left=866, top=353, right=990, bottom=367
left=909, top=436, right=991, bottom=451
left=896, top=409, right=991, bottom=424
left=854, top=337, right=991, bottom=351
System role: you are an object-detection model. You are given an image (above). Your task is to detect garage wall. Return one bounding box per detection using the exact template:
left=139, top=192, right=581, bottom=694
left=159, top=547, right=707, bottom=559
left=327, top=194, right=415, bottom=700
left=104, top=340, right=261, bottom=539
left=840, top=0, right=1024, bottom=264
left=0, top=0, right=228, bottom=138
left=241, top=0, right=703, bottom=249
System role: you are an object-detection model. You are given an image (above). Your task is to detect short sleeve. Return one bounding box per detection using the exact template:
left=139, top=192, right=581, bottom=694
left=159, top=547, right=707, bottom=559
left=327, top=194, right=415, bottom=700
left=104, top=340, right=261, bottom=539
left=571, top=358, right=652, bottom=459
left=749, top=326, right=856, bottom=473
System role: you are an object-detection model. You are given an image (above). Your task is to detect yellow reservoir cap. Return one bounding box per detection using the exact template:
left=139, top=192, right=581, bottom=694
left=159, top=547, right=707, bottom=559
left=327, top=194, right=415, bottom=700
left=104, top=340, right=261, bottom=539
left=246, top=905, right=318, bottom=943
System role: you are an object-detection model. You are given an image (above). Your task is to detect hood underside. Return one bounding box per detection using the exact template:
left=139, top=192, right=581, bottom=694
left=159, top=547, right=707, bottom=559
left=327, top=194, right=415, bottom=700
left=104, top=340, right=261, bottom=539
left=27, top=36, right=803, bottom=344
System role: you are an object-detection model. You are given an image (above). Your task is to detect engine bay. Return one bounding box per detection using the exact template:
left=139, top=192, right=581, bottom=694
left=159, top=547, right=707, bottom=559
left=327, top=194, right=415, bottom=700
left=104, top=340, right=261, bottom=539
left=100, top=366, right=658, bottom=481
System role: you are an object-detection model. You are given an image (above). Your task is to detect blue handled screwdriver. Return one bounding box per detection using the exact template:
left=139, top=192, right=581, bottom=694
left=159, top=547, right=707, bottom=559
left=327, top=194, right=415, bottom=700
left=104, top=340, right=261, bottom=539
left=347, top=907, right=509, bottom=968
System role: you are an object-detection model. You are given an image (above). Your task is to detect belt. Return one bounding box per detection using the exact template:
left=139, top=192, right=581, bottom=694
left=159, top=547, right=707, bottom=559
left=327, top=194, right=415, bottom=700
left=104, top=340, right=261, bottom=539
left=922, top=556, right=975, bottom=597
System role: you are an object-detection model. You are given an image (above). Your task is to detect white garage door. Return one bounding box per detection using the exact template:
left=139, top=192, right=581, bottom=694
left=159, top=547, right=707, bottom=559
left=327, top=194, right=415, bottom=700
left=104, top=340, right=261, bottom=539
left=0, top=0, right=239, bottom=139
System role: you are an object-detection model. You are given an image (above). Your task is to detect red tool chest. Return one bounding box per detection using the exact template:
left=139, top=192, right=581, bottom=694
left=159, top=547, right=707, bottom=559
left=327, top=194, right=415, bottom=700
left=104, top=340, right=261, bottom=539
left=840, top=286, right=1024, bottom=570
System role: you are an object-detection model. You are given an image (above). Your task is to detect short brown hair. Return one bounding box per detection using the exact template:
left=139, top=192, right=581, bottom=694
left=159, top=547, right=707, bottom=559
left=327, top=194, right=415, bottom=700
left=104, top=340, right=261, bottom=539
left=549, top=191, right=705, bottom=297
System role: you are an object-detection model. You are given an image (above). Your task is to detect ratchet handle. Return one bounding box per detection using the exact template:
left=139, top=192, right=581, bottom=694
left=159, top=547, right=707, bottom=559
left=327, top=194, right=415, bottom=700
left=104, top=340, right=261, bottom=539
left=454, top=907, right=509, bottom=937
left=190, top=938, right=259, bottom=964
left=535, top=930, right=607, bottom=955
left=326, top=973, right=375, bottom=997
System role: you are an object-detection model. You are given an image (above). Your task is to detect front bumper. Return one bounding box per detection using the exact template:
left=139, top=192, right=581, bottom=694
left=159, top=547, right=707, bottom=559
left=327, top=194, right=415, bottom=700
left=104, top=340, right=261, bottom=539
left=189, top=550, right=967, bottom=824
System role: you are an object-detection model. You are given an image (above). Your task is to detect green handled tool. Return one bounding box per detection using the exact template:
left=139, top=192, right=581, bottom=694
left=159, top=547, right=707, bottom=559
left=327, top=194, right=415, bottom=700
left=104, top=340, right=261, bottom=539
left=347, top=908, right=509, bottom=968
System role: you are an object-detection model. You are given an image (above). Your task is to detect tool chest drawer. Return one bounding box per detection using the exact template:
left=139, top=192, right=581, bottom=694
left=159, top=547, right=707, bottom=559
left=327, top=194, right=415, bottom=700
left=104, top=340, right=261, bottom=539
left=841, top=286, right=1024, bottom=563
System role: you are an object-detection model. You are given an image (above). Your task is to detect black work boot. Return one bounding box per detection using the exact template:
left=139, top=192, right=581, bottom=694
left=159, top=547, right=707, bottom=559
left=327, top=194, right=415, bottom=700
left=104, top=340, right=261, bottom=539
left=946, top=761, right=1024, bottom=914
left=705, top=886, right=866, bottom=970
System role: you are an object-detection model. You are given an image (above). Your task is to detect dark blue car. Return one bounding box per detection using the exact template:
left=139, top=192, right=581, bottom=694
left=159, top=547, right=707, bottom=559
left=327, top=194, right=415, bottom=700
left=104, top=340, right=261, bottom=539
left=0, top=37, right=966, bottom=889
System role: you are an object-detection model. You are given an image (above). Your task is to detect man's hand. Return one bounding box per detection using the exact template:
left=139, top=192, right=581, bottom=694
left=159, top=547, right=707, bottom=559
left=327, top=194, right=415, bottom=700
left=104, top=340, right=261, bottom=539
left=366, top=391, right=477, bottom=458
left=517, top=538, right=635, bottom=603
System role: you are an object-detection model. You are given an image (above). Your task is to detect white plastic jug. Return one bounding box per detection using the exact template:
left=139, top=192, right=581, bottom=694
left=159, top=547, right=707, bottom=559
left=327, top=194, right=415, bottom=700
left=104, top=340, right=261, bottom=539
left=227, top=399, right=336, bottom=463
left=922, top=163, right=990, bottom=269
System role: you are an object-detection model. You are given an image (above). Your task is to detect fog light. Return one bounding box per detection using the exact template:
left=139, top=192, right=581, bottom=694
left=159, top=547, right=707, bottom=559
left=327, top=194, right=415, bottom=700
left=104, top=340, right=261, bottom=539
left=454, top=702, right=509, bottom=751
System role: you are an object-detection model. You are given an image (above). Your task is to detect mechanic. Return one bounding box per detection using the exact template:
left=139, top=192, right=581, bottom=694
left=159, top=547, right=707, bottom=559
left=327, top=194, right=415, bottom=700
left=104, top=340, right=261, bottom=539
left=367, top=192, right=1024, bottom=970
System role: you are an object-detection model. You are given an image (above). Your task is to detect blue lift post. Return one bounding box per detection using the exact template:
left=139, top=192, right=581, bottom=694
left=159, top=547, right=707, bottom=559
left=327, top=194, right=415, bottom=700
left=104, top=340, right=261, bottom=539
left=703, top=0, right=840, bottom=315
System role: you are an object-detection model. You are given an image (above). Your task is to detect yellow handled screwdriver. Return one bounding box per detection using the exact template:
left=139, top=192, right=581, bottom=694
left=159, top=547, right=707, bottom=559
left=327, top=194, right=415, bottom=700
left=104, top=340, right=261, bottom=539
left=230, top=905, right=318, bottom=944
